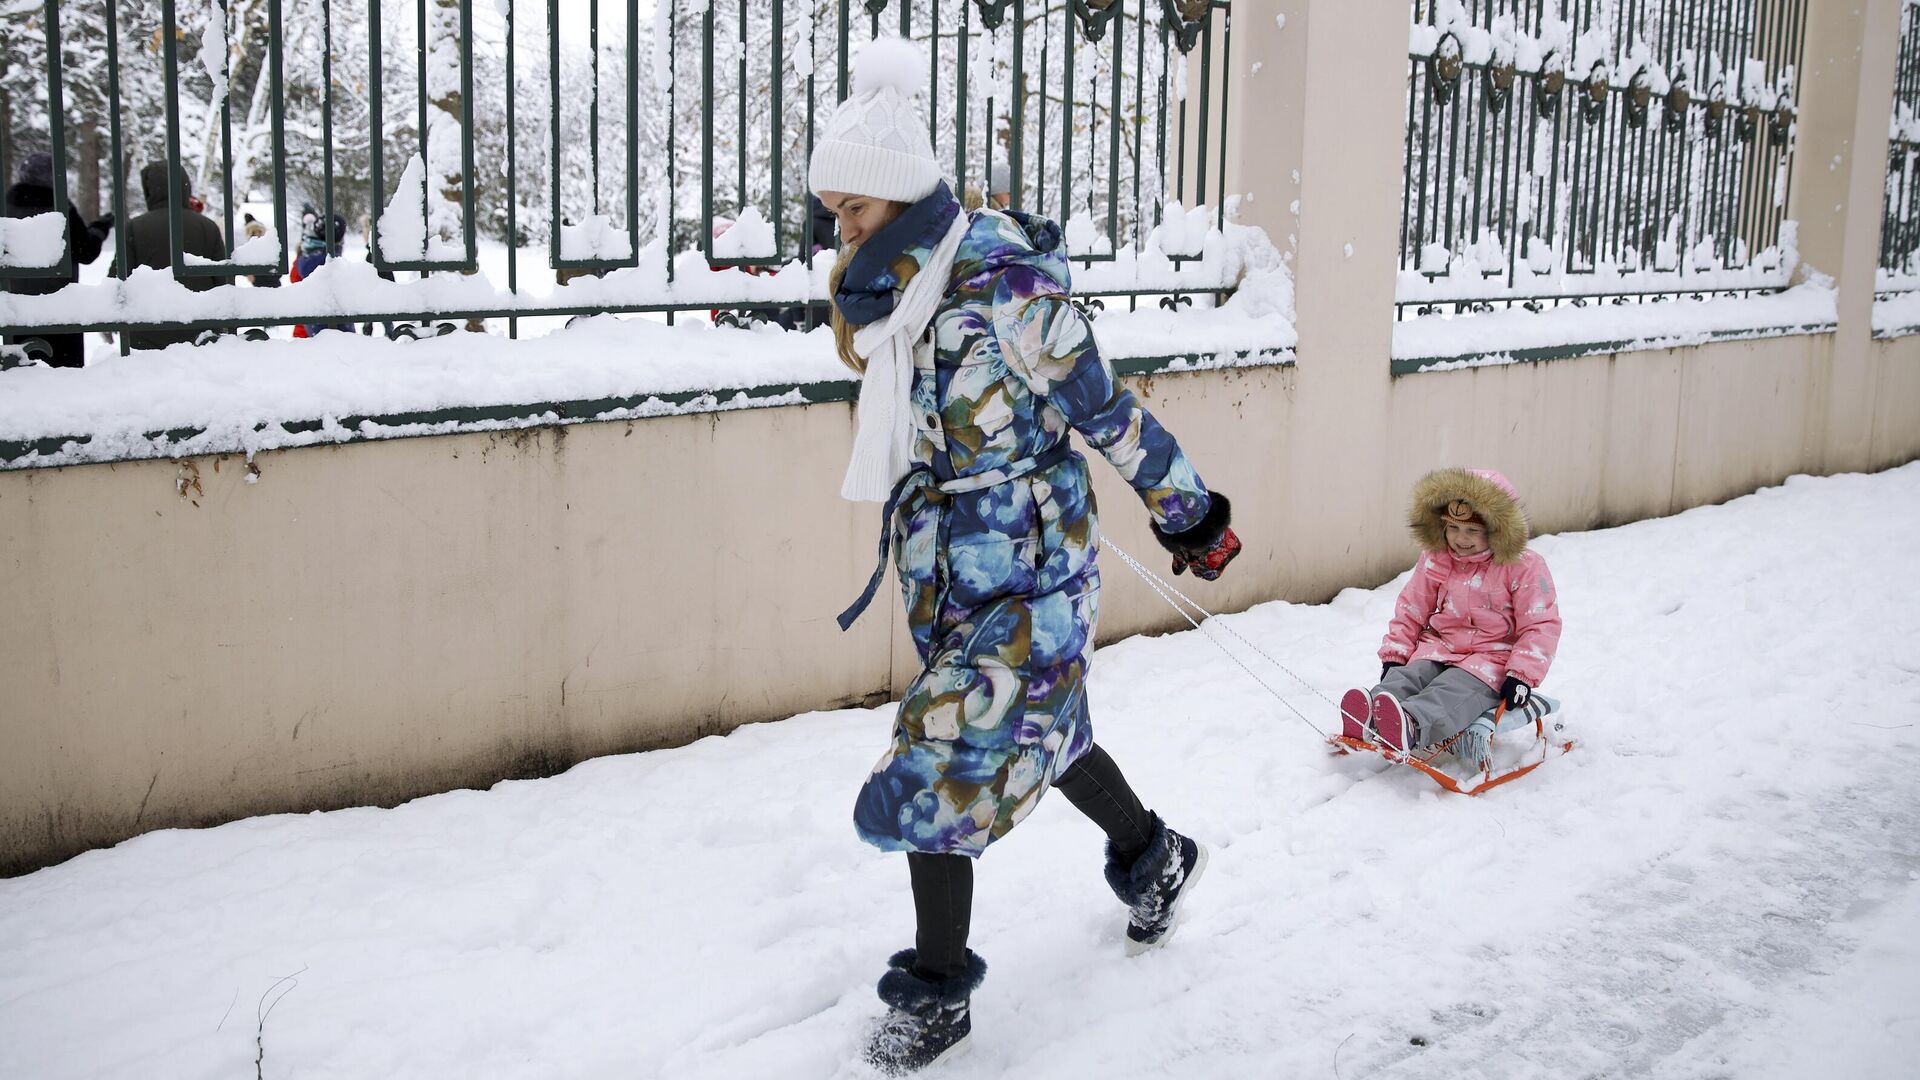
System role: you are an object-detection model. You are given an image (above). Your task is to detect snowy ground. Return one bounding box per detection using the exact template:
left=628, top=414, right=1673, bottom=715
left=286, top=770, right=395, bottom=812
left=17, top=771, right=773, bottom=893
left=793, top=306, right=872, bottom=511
left=4, top=465, right=1918, bottom=1079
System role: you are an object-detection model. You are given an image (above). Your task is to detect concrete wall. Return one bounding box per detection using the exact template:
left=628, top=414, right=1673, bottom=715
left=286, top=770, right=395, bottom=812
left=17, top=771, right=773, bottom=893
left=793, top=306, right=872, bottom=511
left=4, top=0, right=1919, bottom=875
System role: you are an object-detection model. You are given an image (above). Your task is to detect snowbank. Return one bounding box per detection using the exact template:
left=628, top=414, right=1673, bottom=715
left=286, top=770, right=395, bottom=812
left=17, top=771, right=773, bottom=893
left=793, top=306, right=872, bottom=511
left=0, top=464, right=1915, bottom=1077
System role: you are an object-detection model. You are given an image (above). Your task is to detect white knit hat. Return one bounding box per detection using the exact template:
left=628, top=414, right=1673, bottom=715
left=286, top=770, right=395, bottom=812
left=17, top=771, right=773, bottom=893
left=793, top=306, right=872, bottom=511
left=809, top=37, right=941, bottom=203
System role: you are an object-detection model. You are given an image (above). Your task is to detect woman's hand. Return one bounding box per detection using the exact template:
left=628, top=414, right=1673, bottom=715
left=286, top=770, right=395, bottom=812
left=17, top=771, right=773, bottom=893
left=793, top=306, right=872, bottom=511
left=1152, top=494, right=1241, bottom=582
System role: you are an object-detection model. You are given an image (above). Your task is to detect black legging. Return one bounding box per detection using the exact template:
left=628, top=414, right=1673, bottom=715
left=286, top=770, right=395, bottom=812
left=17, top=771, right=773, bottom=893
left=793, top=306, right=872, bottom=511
left=907, top=742, right=1156, bottom=979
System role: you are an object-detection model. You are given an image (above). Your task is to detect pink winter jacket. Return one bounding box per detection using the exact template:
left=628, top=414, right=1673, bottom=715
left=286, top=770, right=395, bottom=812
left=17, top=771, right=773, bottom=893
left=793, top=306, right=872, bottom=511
left=1378, top=547, right=1562, bottom=691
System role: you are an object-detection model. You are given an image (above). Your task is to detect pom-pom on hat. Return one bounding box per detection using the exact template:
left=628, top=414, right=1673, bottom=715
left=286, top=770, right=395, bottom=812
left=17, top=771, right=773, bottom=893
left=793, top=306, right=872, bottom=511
left=809, top=36, right=941, bottom=203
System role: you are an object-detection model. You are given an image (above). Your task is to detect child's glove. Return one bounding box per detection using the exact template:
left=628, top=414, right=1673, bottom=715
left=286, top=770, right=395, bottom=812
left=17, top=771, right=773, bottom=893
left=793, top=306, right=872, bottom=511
left=1455, top=715, right=1496, bottom=771
left=1380, top=662, right=1402, bottom=683
left=1500, top=675, right=1531, bottom=708
left=1153, top=494, right=1240, bottom=582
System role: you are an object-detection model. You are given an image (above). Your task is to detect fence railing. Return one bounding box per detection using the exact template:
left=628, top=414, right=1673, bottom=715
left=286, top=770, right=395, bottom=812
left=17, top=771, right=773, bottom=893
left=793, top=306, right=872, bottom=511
left=1398, top=0, right=1805, bottom=321
left=1879, top=0, right=1920, bottom=297
left=0, top=0, right=1239, bottom=354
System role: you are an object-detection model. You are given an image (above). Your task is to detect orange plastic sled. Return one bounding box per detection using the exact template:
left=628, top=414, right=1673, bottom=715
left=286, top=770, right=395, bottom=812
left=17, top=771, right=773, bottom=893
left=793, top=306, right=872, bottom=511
left=1329, top=702, right=1576, bottom=796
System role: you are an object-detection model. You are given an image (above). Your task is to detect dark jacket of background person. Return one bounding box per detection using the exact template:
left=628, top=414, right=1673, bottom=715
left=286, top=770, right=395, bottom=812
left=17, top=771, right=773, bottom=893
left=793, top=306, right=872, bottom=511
left=112, top=161, right=228, bottom=350
left=2, top=152, right=110, bottom=367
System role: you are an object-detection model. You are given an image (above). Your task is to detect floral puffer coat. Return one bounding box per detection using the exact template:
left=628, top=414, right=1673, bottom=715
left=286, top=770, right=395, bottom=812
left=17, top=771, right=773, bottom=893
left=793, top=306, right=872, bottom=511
left=852, top=209, right=1213, bottom=857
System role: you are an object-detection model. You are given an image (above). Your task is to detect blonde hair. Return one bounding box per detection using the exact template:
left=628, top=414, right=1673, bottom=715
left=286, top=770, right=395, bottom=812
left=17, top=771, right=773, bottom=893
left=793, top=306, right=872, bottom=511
left=828, top=241, right=865, bottom=374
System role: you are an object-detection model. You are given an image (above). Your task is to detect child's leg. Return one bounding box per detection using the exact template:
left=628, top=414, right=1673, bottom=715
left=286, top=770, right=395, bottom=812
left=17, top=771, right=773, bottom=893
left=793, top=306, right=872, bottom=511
left=1399, top=666, right=1501, bottom=749
left=1371, top=659, right=1447, bottom=701
left=1368, top=661, right=1448, bottom=749
left=906, top=852, right=974, bottom=980
left=1054, top=743, right=1155, bottom=857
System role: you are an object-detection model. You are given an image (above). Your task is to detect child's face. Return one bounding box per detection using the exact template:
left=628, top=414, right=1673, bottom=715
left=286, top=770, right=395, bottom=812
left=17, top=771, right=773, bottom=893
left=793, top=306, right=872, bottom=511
left=1444, top=519, right=1490, bottom=557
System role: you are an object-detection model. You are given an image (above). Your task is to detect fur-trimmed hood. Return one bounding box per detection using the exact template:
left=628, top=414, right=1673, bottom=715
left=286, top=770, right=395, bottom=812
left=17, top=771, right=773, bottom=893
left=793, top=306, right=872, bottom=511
left=1409, top=468, right=1529, bottom=564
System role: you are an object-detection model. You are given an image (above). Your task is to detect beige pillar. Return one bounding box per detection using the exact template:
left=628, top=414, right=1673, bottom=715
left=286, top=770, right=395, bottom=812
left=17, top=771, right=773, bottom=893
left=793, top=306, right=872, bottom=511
left=1791, top=0, right=1902, bottom=472
left=1216, top=1, right=1412, bottom=595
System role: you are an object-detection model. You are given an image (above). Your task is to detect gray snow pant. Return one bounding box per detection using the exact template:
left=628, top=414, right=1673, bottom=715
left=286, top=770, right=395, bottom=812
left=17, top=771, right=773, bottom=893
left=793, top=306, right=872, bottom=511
left=1372, top=660, right=1501, bottom=748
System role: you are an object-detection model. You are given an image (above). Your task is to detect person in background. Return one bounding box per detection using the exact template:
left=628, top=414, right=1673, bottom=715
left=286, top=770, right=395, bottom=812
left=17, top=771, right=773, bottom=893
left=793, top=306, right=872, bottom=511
left=243, top=214, right=282, bottom=288
left=773, top=194, right=839, bottom=330
left=359, top=217, right=399, bottom=338
left=112, top=161, right=227, bottom=351
left=986, top=162, right=1012, bottom=211
left=2, top=151, right=111, bottom=367
left=289, top=204, right=352, bottom=338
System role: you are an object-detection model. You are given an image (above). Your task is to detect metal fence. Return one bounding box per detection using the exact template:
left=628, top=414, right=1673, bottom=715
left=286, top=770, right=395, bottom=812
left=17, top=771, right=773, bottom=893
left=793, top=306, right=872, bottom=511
left=1879, top=0, right=1920, bottom=296
left=1399, top=0, right=1805, bottom=319
left=0, top=0, right=1237, bottom=352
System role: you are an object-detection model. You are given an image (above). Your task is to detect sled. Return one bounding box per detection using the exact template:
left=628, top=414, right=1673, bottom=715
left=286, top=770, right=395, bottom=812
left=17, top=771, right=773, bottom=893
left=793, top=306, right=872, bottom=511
left=1328, top=695, right=1575, bottom=796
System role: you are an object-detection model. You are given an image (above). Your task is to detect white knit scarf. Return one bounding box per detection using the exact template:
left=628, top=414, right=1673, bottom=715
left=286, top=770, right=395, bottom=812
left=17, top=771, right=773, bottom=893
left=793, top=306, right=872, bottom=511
left=840, top=211, right=973, bottom=502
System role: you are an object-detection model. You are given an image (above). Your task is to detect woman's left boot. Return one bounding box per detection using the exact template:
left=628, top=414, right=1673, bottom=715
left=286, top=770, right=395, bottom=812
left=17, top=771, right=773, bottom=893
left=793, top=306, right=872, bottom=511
left=862, top=948, right=986, bottom=1076
left=1105, top=814, right=1209, bottom=956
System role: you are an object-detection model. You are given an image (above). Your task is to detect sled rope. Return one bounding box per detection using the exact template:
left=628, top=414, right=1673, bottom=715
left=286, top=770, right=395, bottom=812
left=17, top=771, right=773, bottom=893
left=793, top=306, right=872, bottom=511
left=1101, top=536, right=1333, bottom=739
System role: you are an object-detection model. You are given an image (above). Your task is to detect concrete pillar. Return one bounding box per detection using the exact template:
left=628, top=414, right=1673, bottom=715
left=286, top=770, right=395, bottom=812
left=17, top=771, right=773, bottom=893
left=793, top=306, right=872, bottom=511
left=1790, top=0, right=1902, bottom=473
left=1214, top=0, right=1412, bottom=594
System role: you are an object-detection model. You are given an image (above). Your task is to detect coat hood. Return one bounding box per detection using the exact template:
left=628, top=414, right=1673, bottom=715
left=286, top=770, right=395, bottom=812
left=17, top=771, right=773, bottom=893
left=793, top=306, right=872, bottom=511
left=1409, top=468, right=1529, bottom=564
left=948, top=208, right=1071, bottom=296
left=140, top=161, right=190, bottom=210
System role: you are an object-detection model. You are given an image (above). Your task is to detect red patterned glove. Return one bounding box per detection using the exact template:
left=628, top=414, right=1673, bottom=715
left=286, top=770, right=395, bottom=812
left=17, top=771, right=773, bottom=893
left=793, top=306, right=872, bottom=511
left=1152, top=494, right=1241, bottom=582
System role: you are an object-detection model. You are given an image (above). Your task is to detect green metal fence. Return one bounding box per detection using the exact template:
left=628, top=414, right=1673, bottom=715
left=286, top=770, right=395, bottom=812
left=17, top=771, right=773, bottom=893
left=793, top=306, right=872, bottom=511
left=0, top=0, right=1239, bottom=353
left=1399, top=0, right=1805, bottom=320
left=1879, top=0, right=1920, bottom=297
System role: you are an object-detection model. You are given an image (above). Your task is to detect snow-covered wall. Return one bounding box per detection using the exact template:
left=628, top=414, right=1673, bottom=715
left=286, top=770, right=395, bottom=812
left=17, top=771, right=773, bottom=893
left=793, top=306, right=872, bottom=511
left=4, top=0, right=1919, bottom=876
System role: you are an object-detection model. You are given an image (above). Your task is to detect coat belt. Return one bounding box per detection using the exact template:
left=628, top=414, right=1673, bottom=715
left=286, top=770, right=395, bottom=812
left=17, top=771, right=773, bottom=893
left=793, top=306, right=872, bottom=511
left=837, top=441, right=1075, bottom=632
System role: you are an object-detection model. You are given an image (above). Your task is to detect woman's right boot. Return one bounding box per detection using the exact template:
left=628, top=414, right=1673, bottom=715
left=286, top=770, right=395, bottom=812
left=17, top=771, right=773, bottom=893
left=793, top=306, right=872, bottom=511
left=862, top=948, right=985, bottom=1075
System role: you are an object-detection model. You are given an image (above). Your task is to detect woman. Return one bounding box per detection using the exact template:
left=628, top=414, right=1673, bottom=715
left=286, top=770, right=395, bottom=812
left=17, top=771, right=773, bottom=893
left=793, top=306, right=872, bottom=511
left=812, top=39, right=1244, bottom=1075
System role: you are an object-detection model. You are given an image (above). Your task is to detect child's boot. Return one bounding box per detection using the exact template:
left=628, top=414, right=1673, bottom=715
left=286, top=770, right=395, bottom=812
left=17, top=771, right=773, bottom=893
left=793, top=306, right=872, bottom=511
left=1370, top=691, right=1420, bottom=754
left=1339, top=688, right=1371, bottom=741
left=863, top=948, right=985, bottom=1075
left=1105, top=814, right=1209, bottom=956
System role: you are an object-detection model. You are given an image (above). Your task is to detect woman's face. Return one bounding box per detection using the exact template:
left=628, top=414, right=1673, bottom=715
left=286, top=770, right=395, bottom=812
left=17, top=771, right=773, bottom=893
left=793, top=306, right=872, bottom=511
left=819, top=191, right=905, bottom=247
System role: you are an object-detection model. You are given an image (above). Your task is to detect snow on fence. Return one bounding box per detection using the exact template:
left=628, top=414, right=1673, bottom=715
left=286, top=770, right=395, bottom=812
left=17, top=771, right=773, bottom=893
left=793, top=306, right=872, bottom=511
left=0, top=221, right=1294, bottom=470
left=1396, top=0, right=1811, bottom=363
left=1875, top=0, right=1920, bottom=337
left=0, top=0, right=1264, bottom=345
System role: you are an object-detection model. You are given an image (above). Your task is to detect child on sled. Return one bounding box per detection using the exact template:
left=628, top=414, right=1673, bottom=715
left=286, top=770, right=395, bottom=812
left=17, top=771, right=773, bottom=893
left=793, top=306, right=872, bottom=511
left=1342, top=468, right=1562, bottom=770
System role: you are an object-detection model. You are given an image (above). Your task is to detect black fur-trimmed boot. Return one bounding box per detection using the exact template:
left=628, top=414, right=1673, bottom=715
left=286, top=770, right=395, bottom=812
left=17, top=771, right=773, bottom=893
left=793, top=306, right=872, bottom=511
left=1104, top=814, right=1210, bottom=956
left=862, top=948, right=986, bottom=1076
